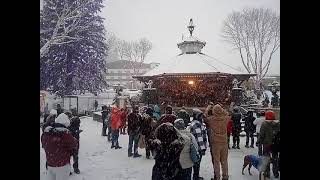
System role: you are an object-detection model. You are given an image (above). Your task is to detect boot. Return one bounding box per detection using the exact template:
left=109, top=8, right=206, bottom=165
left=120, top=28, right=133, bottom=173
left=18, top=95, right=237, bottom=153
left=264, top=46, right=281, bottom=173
left=250, top=144, right=254, bottom=148
left=115, top=145, right=122, bottom=149
left=245, top=143, right=249, bottom=148
left=74, top=168, right=80, bottom=174
left=193, top=177, right=204, bottom=180
left=232, top=144, right=236, bottom=149
left=133, top=153, right=142, bottom=158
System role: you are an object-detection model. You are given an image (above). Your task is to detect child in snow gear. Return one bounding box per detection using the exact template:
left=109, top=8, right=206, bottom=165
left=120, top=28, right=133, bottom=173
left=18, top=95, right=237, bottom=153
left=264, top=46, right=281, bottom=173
left=190, top=109, right=207, bottom=180
left=127, top=106, right=142, bottom=157
left=244, top=110, right=256, bottom=148
left=41, top=113, right=77, bottom=180
left=205, top=104, right=229, bottom=180
left=231, top=107, right=242, bottom=149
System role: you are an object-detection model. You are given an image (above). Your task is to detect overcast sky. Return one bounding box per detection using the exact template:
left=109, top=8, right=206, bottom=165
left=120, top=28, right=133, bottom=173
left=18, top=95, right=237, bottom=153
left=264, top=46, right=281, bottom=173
left=102, top=0, right=280, bottom=75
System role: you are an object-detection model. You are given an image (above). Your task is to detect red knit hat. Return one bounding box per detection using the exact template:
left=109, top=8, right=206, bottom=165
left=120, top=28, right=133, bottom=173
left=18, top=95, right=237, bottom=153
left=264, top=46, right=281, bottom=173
left=265, top=110, right=276, bottom=120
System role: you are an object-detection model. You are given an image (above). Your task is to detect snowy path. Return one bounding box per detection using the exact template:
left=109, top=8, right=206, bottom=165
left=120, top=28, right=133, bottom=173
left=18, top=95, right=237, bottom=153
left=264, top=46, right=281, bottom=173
left=40, top=117, right=278, bottom=180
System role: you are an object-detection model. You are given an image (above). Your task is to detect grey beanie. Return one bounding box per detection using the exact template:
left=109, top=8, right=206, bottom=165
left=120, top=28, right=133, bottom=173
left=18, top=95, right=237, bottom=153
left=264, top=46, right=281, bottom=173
left=174, top=119, right=185, bottom=130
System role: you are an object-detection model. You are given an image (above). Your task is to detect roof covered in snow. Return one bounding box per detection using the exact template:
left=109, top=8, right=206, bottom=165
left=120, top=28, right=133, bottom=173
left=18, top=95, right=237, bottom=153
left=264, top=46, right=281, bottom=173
left=141, top=52, right=253, bottom=76
left=136, top=19, right=255, bottom=79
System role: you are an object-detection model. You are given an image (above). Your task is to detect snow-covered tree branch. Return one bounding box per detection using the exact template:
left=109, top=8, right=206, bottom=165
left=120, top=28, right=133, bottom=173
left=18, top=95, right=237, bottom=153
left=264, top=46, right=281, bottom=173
left=40, top=0, right=94, bottom=58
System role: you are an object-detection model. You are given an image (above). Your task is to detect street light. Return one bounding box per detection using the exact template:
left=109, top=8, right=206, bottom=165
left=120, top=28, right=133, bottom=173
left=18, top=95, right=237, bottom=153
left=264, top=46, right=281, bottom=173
left=188, top=80, right=194, bottom=85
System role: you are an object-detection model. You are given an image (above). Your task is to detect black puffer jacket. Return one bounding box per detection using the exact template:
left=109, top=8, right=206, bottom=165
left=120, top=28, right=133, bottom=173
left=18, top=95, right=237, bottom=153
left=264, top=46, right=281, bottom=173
left=151, top=123, right=184, bottom=180
left=244, top=115, right=256, bottom=133
left=127, top=112, right=142, bottom=136
left=231, top=112, right=242, bottom=133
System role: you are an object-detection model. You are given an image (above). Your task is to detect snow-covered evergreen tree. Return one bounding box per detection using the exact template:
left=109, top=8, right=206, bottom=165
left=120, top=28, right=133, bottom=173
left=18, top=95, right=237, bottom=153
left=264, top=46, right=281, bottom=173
left=40, top=0, right=108, bottom=96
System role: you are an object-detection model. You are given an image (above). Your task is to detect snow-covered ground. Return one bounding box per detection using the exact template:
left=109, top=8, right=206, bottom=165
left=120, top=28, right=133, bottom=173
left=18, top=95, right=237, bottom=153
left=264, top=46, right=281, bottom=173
left=40, top=117, right=279, bottom=180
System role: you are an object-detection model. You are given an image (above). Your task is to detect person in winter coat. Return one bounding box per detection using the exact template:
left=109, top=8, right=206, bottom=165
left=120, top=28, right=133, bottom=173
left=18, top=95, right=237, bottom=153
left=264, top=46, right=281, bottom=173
left=253, top=111, right=265, bottom=156
left=140, top=107, right=157, bottom=159
left=150, top=123, right=184, bottom=180
left=177, top=107, right=191, bottom=127
left=227, top=118, right=233, bottom=149
left=94, top=100, right=98, bottom=111
left=231, top=107, right=242, bottom=149
left=120, top=108, right=128, bottom=135
left=205, top=104, right=230, bottom=180
left=41, top=113, right=78, bottom=180
left=271, top=129, right=280, bottom=178
left=257, top=110, right=280, bottom=178
left=56, top=104, right=64, bottom=116
left=42, top=109, right=57, bottom=133
left=190, top=108, right=207, bottom=180
left=68, top=109, right=81, bottom=174
left=127, top=106, right=143, bottom=157
left=158, top=105, right=177, bottom=125
left=153, top=105, right=161, bottom=121
left=244, top=110, right=256, bottom=148
left=111, top=105, right=122, bottom=149
left=101, top=105, right=108, bottom=136
left=174, top=119, right=199, bottom=180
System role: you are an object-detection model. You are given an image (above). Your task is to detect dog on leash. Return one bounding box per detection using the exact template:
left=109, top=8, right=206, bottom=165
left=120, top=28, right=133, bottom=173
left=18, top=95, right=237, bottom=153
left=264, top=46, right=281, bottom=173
left=242, top=154, right=271, bottom=180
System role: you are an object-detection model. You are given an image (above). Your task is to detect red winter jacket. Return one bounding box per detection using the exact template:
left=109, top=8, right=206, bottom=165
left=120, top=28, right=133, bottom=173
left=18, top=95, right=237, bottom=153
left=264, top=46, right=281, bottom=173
left=41, top=125, right=77, bottom=167
left=111, top=107, right=122, bottom=130
left=227, top=119, right=233, bottom=135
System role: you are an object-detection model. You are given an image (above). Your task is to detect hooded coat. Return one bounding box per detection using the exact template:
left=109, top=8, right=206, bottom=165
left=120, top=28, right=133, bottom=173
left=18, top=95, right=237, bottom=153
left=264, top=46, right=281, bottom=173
left=151, top=123, right=184, bottom=180
left=41, top=114, right=77, bottom=167
left=205, top=105, right=229, bottom=144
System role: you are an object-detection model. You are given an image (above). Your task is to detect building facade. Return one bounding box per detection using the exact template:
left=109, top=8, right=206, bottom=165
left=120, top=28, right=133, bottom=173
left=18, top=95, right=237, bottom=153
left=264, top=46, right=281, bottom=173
left=105, top=60, right=160, bottom=88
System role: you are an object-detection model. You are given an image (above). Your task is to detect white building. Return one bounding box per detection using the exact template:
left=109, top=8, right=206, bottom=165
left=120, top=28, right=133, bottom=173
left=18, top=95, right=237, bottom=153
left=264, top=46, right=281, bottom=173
left=105, top=60, right=159, bottom=88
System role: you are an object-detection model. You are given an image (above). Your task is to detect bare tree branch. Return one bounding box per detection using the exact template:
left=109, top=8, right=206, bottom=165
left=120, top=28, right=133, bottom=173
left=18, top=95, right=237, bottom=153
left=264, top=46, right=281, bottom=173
left=221, top=8, right=280, bottom=90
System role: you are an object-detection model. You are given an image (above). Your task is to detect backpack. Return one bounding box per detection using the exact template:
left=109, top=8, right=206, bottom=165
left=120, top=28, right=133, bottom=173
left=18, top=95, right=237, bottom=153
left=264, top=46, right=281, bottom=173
left=190, top=137, right=200, bottom=163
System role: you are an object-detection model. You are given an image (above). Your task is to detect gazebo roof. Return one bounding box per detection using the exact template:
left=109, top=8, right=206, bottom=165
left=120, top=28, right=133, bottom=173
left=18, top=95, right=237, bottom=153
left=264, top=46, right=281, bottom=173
left=135, top=19, right=255, bottom=81
left=142, top=52, right=253, bottom=77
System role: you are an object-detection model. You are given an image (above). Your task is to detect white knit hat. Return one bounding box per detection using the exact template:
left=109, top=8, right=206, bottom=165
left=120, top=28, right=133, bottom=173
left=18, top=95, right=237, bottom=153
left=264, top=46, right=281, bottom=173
left=55, top=113, right=70, bottom=127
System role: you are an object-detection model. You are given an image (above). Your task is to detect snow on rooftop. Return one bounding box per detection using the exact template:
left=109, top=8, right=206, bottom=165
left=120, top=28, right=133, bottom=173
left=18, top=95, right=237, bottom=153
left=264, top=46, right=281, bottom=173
left=142, top=52, right=250, bottom=76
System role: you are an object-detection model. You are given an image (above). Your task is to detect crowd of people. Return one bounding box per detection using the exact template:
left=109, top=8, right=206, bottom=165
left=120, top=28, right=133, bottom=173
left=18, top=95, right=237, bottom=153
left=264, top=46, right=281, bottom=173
left=41, top=102, right=280, bottom=180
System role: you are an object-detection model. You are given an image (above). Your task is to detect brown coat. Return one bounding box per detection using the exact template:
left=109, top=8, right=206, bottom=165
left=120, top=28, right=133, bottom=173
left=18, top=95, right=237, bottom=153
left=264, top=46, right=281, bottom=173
left=205, top=105, right=229, bottom=144
left=205, top=104, right=230, bottom=179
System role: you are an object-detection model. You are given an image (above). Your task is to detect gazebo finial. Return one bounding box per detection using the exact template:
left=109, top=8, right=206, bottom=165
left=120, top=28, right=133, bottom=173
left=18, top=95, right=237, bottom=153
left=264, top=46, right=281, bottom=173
left=187, top=18, right=195, bottom=36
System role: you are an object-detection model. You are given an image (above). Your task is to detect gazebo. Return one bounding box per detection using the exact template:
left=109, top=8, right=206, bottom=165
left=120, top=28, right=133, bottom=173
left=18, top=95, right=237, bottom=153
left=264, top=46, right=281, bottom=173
left=134, top=19, right=256, bottom=107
